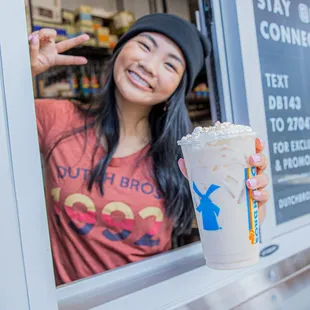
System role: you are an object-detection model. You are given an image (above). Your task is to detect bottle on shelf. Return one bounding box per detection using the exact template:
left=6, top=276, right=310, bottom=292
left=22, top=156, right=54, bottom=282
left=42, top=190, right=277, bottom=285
left=186, top=82, right=210, bottom=121
left=79, top=66, right=90, bottom=100
left=68, top=68, right=80, bottom=97
left=90, top=64, right=100, bottom=96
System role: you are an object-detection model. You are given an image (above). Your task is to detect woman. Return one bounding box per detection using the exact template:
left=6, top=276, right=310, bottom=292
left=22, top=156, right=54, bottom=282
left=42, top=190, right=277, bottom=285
left=29, top=13, right=270, bottom=285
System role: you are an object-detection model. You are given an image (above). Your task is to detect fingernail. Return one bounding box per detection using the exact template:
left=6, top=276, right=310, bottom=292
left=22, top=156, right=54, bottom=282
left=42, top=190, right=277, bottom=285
left=247, top=178, right=257, bottom=188
left=28, top=34, right=33, bottom=41
left=251, top=154, right=261, bottom=163
left=259, top=138, right=264, bottom=146
left=32, top=34, right=39, bottom=44
left=253, top=190, right=261, bottom=197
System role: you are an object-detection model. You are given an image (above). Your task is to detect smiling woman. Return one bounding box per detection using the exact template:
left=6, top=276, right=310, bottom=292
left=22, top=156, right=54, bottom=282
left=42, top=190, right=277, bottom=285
left=113, top=32, right=185, bottom=105
left=29, top=13, right=209, bottom=286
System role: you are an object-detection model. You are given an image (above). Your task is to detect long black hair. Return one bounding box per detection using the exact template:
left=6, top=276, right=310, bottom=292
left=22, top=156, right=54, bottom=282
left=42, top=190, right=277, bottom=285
left=48, top=50, right=194, bottom=236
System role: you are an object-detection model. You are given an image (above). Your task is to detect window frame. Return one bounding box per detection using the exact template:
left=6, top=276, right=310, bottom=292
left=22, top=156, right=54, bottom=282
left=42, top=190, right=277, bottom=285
left=0, top=1, right=57, bottom=308
left=2, top=0, right=310, bottom=309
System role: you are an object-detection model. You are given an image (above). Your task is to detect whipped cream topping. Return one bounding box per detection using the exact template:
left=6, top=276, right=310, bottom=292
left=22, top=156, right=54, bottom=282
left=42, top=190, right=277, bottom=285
left=178, top=121, right=254, bottom=145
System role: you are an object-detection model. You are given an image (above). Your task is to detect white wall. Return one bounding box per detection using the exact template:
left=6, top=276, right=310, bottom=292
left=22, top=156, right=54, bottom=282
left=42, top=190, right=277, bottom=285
left=123, top=0, right=150, bottom=19
left=61, top=0, right=117, bottom=12
left=166, top=0, right=190, bottom=21
left=31, top=0, right=56, bottom=7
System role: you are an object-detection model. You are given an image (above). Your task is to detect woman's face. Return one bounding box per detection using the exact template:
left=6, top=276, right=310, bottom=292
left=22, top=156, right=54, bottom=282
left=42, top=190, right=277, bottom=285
left=113, top=32, right=186, bottom=105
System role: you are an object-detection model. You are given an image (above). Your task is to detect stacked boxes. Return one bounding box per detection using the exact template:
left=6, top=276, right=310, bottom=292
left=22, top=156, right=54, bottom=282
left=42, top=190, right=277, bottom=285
left=32, top=20, right=67, bottom=41
left=75, top=5, right=93, bottom=27
left=31, top=4, right=126, bottom=49
left=96, top=27, right=110, bottom=48
left=109, top=35, right=118, bottom=49
left=62, top=10, right=75, bottom=39
left=75, top=6, right=96, bottom=46
left=32, top=2, right=62, bottom=23
left=113, top=11, right=135, bottom=36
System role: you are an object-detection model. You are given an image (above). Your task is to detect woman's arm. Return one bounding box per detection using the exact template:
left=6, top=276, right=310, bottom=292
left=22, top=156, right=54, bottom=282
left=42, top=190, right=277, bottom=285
left=29, top=29, right=90, bottom=77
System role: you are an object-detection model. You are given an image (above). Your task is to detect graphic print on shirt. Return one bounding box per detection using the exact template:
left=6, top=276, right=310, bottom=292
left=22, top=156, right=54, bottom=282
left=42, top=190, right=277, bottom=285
left=65, top=193, right=97, bottom=235
left=102, top=202, right=134, bottom=241
left=193, top=182, right=221, bottom=231
left=57, top=166, right=162, bottom=200
left=135, top=207, right=163, bottom=246
left=51, top=188, right=164, bottom=247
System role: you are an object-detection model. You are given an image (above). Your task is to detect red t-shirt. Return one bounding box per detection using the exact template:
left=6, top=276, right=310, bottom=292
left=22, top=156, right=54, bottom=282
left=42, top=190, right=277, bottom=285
left=35, top=99, right=173, bottom=285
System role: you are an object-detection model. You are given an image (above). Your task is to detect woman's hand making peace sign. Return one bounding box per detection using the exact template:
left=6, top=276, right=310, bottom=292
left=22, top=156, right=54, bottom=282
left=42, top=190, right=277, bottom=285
left=28, top=29, right=90, bottom=77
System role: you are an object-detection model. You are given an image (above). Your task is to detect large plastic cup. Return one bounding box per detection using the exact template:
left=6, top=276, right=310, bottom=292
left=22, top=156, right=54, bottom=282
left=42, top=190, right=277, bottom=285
left=178, top=123, right=259, bottom=270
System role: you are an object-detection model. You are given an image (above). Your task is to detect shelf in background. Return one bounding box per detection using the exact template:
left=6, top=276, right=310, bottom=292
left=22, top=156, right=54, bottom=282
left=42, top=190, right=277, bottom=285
left=63, top=45, right=112, bottom=59
left=186, top=97, right=209, bottom=104
left=189, top=108, right=210, bottom=120
left=192, top=67, right=208, bottom=88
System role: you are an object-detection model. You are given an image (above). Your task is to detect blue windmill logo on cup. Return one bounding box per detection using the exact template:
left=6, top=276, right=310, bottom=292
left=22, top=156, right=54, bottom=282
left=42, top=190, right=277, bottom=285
left=193, top=182, right=221, bottom=231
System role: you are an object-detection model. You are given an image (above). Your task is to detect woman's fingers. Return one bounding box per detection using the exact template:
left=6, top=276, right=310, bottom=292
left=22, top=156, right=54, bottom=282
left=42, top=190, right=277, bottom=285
left=28, top=31, right=39, bottom=41
left=252, top=189, right=270, bottom=204
left=251, top=137, right=268, bottom=174
left=28, top=29, right=89, bottom=74
left=178, top=158, right=188, bottom=179
left=37, top=28, right=57, bottom=42
left=56, top=34, right=90, bottom=53
left=29, top=29, right=56, bottom=70
left=249, top=152, right=268, bottom=173
left=29, top=33, right=40, bottom=72
left=246, top=173, right=269, bottom=190
left=247, top=176, right=270, bottom=224
left=55, top=55, right=88, bottom=66
left=255, top=137, right=265, bottom=153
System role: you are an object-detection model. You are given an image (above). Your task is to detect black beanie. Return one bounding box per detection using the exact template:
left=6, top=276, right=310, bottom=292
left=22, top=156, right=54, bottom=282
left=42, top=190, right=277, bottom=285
left=113, top=13, right=209, bottom=94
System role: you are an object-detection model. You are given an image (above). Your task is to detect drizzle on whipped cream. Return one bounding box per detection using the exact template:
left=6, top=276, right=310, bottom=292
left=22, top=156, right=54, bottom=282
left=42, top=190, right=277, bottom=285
left=178, top=121, right=254, bottom=145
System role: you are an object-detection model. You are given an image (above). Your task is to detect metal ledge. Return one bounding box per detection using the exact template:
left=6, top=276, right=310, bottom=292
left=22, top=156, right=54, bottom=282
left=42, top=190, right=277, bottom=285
left=96, top=222, right=310, bottom=310
left=182, top=247, right=310, bottom=309
left=237, top=269, right=310, bottom=310
left=57, top=242, right=205, bottom=310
